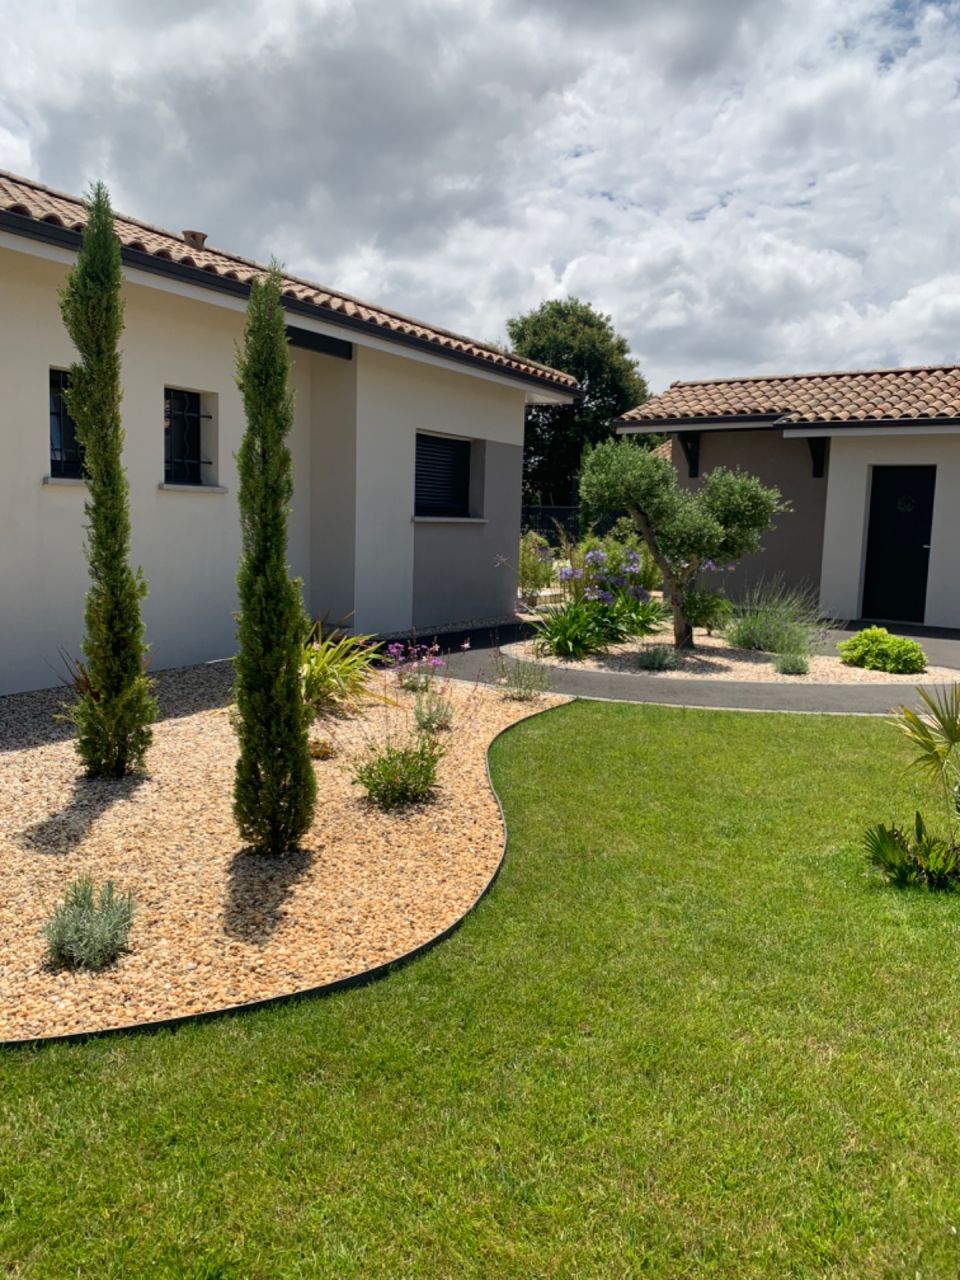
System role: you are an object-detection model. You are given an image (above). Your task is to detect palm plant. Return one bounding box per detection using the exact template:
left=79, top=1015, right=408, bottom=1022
left=894, top=684, right=960, bottom=832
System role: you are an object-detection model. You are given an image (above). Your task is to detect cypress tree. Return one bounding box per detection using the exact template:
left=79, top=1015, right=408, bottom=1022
left=233, top=267, right=316, bottom=854
left=59, top=182, right=156, bottom=777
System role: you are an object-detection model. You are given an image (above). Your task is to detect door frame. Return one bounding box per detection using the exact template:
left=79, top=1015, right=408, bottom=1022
left=858, top=462, right=937, bottom=624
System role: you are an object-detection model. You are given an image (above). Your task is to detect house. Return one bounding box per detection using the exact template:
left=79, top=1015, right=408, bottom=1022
left=0, top=171, right=579, bottom=695
left=617, top=367, right=960, bottom=630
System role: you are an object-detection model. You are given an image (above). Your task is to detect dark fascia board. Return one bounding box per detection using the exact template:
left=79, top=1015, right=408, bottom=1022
left=619, top=412, right=960, bottom=432
left=0, top=209, right=581, bottom=399
left=617, top=413, right=782, bottom=431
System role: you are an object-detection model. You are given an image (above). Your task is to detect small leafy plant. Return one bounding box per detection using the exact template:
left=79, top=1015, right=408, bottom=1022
left=414, top=688, right=454, bottom=733
left=352, top=735, right=445, bottom=810
left=44, top=876, right=135, bottom=970
left=838, top=627, right=927, bottom=675
left=863, top=812, right=960, bottom=890
left=533, top=599, right=612, bottom=660
left=494, top=651, right=550, bottom=701
left=301, top=628, right=381, bottom=717
left=774, top=652, right=809, bottom=676
left=635, top=645, right=680, bottom=671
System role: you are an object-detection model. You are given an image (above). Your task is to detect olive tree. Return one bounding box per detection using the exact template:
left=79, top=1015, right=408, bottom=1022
left=580, top=439, right=786, bottom=649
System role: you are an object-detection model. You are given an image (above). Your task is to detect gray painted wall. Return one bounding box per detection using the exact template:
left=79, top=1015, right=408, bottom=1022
left=308, top=351, right=357, bottom=625
left=674, top=430, right=828, bottom=596
left=412, top=440, right=522, bottom=629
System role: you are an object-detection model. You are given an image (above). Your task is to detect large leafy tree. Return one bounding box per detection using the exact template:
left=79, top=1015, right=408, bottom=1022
left=59, top=182, right=156, bottom=777
left=580, top=439, right=787, bottom=649
left=506, top=297, right=648, bottom=504
left=233, top=267, right=317, bottom=854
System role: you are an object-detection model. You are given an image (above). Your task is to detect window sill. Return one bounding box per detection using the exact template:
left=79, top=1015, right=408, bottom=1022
left=157, top=483, right=228, bottom=494
left=412, top=516, right=488, bottom=524
left=42, top=475, right=87, bottom=487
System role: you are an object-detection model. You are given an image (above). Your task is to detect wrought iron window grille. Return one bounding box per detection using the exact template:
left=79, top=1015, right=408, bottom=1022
left=164, top=388, right=213, bottom=485
left=49, top=369, right=86, bottom=479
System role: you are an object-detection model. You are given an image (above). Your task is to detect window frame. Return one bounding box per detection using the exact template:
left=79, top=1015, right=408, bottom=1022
left=163, top=386, right=214, bottom=486
left=414, top=431, right=476, bottom=519
left=49, top=368, right=85, bottom=480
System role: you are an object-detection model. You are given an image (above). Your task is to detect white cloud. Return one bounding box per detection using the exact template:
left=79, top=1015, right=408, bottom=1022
left=1, top=0, right=959, bottom=391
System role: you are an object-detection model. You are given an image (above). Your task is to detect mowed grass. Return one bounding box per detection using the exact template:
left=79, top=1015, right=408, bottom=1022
left=4, top=701, right=960, bottom=1278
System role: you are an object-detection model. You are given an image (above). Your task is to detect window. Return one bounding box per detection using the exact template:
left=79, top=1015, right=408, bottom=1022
left=164, top=387, right=212, bottom=485
left=415, top=433, right=473, bottom=517
left=49, top=369, right=85, bottom=479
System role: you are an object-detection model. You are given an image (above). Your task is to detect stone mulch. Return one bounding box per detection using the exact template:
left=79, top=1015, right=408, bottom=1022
left=504, top=631, right=960, bottom=684
left=0, top=663, right=565, bottom=1043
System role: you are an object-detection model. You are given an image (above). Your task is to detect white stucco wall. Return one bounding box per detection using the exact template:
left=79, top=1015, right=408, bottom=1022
left=819, top=432, right=960, bottom=627
left=351, top=345, right=527, bottom=634
left=0, top=245, right=340, bottom=693
left=0, top=239, right=537, bottom=692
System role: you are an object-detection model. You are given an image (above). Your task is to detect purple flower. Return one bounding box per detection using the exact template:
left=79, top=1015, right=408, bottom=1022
left=584, top=548, right=607, bottom=567
left=703, top=560, right=719, bottom=573
left=558, top=566, right=583, bottom=581
left=585, top=587, right=614, bottom=603
left=429, top=657, right=445, bottom=669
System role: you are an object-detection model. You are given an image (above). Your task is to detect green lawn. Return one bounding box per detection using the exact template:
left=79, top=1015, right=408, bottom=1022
left=5, top=701, right=960, bottom=1278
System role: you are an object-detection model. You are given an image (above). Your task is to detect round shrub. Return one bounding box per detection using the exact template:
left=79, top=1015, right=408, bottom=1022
left=774, top=652, right=809, bottom=676
left=352, top=736, right=445, bottom=809
left=44, top=876, right=135, bottom=970
left=635, top=645, right=680, bottom=671
left=837, top=627, right=927, bottom=675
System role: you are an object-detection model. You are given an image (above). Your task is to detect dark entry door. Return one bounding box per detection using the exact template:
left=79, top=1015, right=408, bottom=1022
left=861, top=465, right=936, bottom=623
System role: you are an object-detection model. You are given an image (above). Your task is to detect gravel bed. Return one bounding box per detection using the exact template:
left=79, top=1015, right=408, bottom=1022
left=504, top=631, right=960, bottom=684
left=0, top=664, right=565, bottom=1042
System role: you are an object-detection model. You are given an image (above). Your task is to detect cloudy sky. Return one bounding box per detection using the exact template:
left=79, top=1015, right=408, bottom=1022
left=2, top=0, right=958, bottom=391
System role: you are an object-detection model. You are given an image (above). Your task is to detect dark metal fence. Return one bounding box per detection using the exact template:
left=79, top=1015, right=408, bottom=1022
left=521, top=505, right=623, bottom=544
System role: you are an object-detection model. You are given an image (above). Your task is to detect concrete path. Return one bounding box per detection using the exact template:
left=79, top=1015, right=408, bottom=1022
left=438, top=624, right=960, bottom=717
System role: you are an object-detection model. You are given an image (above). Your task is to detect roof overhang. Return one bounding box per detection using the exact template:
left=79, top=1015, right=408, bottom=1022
left=0, top=209, right=579, bottom=405
left=619, top=414, right=960, bottom=437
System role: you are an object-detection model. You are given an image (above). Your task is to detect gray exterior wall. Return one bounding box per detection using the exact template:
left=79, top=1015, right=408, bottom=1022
left=674, top=429, right=828, bottom=596
left=412, top=440, right=522, bottom=629
left=308, top=351, right=357, bottom=626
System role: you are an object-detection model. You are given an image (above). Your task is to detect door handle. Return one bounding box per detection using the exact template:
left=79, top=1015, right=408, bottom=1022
left=922, top=544, right=930, bottom=549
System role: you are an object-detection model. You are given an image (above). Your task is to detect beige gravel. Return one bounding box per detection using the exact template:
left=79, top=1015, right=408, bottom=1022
left=0, top=663, right=564, bottom=1043
left=505, top=630, right=960, bottom=684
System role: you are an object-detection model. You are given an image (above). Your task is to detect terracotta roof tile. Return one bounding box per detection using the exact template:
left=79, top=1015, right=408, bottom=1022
left=0, top=170, right=579, bottom=395
left=618, top=366, right=960, bottom=428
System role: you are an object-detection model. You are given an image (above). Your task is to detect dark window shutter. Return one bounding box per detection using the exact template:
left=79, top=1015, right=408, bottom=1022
left=415, top=434, right=471, bottom=517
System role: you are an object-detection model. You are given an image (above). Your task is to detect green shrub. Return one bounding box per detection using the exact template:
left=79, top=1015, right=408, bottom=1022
left=495, top=651, right=550, bottom=701
left=352, top=736, right=445, bottom=809
left=611, top=594, right=670, bottom=639
left=838, top=627, right=927, bottom=675
left=44, top=877, right=135, bottom=970
left=533, top=599, right=612, bottom=659
left=683, top=590, right=733, bottom=635
left=725, top=578, right=828, bottom=656
left=518, top=530, right=555, bottom=604
left=301, top=630, right=381, bottom=717
left=414, top=688, right=454, bottom=733
left=635, top=645, right=680, bottom=671
left=774, top=652, right=810, bottom=676
left=863, top=812, right=960, bottom=890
